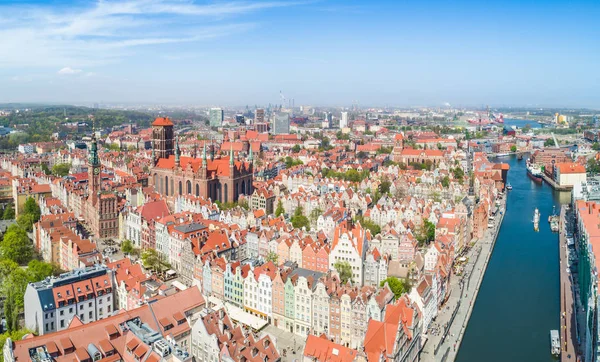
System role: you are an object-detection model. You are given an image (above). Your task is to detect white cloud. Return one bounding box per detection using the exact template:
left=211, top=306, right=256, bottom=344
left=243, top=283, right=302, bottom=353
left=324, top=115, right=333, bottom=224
left=0, top=0, right=304, bottom=68
left=58, top=67, right=83, bottom=75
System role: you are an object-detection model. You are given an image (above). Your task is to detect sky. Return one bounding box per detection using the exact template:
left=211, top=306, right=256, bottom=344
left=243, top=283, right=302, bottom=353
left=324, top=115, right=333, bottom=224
left=0, top=0, right=599, bottom=108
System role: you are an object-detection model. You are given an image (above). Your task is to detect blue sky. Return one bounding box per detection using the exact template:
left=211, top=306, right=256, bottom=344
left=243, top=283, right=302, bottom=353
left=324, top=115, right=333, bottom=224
left=0, top=0, right=599, bottom=108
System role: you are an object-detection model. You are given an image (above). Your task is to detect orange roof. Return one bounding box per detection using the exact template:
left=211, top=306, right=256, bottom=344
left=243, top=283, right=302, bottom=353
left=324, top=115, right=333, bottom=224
left=557, top=162, right=585, bottom=174
left=152, top=117, right=174, bottom=126
left=303, top=334, right=357, bottom=362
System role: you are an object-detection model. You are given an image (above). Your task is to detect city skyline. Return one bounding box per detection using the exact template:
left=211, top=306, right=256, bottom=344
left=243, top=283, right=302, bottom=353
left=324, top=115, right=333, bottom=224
left=1, top=0, right=599, bottom=108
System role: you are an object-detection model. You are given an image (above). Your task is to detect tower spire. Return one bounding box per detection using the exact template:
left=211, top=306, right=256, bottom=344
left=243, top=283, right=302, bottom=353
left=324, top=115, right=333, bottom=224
left=175, top=136, right=181, bottom=167
left=229, top=143, right=234, bottom=166
left=248, top=144, right=253, bottom=163
left=202, top=142, right=207, bottom=163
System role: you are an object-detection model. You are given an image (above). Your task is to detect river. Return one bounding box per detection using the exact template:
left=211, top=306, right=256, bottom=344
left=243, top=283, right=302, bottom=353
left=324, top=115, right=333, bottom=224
left=456, top=155, right=571, bottom=361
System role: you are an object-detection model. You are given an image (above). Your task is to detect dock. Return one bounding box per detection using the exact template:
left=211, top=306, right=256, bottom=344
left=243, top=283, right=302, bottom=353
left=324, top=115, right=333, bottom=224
left=559, top=205, right=578, bottom=361
left=542, top=173, right=572, bottom=191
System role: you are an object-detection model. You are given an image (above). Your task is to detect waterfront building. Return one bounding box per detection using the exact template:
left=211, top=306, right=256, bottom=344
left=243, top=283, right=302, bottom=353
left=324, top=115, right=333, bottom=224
left=554, top=162, right=587, bottom=188
left=209, top=107, right=223, bottom=127
left=24, top=265, right=114, bottom=335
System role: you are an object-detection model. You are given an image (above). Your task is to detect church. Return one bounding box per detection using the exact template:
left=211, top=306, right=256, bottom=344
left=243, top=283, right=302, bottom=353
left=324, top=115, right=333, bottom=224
left=150, top=117, right=254, bottom=203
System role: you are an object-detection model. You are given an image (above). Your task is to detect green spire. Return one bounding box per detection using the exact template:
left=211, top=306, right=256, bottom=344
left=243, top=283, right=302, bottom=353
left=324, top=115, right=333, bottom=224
left=89, top=121, right=99, bottom=167
left=248, top=144, right=253, bottom=163
left=202, top=142, right=207, bottom=163
left=229, top=143, right=234, bottom=166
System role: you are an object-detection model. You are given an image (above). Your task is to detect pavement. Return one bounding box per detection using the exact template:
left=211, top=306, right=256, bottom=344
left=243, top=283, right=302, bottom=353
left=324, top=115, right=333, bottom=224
left=262, top=325, right=306, bottom=361
left=420, top=196, right=506, bottom=361
left=559, top=206, right=579, bottom=361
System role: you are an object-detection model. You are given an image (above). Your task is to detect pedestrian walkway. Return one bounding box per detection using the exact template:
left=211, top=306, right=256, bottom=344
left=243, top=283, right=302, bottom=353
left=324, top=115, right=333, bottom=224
left=421, top=197, right=506, bottom=361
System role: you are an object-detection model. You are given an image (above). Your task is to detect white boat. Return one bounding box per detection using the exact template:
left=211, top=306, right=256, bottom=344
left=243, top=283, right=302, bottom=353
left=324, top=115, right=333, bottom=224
left=496, top=153, right=509, bottom=157
left=550, top=329, right=560, bottom=356
left=534, top=208, right=540, bottom=231
left=506, top=183, right=513, bottom=190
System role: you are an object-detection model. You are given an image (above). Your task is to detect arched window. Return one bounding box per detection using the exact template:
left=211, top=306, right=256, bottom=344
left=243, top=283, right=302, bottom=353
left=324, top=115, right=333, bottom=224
left=187, top=180, right=192, bottom=195
left=153, top=174, right=158, bottom=189
left=196, top=183, right=200, bottom=197
left=224, top=184, right=228, bottom=203
left=160, top=176, right=164, bottom=194
left=178, top=181, right=182, bottom=195
left=170, top=178, right=174, bottom=197
left=240, top=180, right=245, bottom=196
left=217, top=184, right=222, bottom=203
left=247, top=179, right=252, bottom=194
left=165, top=176, right=169, bottom=196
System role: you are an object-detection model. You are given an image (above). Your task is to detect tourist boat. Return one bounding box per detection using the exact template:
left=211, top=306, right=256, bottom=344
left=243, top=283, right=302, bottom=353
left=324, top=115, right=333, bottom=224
left=526, top=159, right=543, bottom=184
left=517, top=153, right=523, bottom=160
left=533, top=208, right=540, bottom=231
left=506, top=183, right=513, bottom=190
left=549, top=206, right=560, bottom=232
left=496, top=153, right=509, bottom=157
left=550, top=329, right=560, bottom=356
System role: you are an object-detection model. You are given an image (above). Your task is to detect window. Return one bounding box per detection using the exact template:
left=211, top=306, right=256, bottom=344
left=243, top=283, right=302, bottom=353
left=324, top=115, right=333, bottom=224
left=60, top=320, right=65, bottom=328
left=89, top=311, right=93, bottom=319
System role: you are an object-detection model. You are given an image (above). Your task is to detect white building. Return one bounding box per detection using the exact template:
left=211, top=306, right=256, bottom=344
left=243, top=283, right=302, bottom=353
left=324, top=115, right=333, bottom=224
left=329, top=222, right=369, bottom=285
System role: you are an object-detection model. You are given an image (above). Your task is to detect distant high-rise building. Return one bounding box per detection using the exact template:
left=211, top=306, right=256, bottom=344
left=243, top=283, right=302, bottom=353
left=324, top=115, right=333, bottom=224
left=272, top=112, right=290, bottom=134
left=235, top=114, right=245, bottom=124
left=209, top=108, right=224, bottom=127
left=340, top=111, right=349, bottom=128
left=255, top=108, right=265, bottom=123
left=325, top=112, right=333, bottom=128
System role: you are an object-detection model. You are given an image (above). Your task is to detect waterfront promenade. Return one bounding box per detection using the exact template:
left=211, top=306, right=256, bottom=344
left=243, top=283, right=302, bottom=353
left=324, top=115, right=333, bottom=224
left=421, top=196, right=506, bottom=361
left=559, top=205, right=578, bottom=361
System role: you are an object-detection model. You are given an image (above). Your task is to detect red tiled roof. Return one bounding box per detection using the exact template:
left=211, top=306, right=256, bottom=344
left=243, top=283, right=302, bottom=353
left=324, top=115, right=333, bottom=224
left=152, top=117, right=174, bottom=126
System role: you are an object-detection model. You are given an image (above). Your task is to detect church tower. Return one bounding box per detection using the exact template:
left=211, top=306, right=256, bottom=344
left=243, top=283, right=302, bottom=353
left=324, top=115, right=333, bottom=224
left=152, top=117, right=174, bottom=161
left=88, top=125, right=101, bottom=204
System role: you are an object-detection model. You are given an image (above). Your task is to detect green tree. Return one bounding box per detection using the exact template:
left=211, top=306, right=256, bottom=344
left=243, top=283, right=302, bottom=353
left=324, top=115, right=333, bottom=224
left=265, top=251, right=279, bottom=265
left=141, top=249, right=162, bottom=271
left=356, top=151, right=368, bottom=159
left=40, top=163, right=51, bottom=175
left=292, top=144, right=301, bottom=153
left=593, top=143, right=600, bottom=151
left=355, top=216, right=381, bottom=236
left=441, top=175, right=450, bottom=188
left=51, top=163, right=71, bottom=177
left=452, top=167, right=465, bottom=183
left=275, top=200, right=285, bottom=217
left=379, top=179, right=392, bottom=194
left=23, top=197, right=41, bottom=223
left=26, top=260, right=58, bottom=282
left=121, top=239, right=134, bottom=255
left=16, top=214, right=34, bottom=232
left=416, top=219, right=436, bottom=246
left=291, top=206, right=310, bottom=230
left=334, top=260, right=353, bottom=284
left=380, top=277, right=412, bottom=299
left=510, top=145, right=517, bottom=153
left=310, top=208, right=322, bottom=224
left=544, top=138, right=556, bottom=147
left=2, top=204, right=15, bottom=220
left=0, top=225, right=32, bottom=264
left=587, top=158, right=600, bottom=174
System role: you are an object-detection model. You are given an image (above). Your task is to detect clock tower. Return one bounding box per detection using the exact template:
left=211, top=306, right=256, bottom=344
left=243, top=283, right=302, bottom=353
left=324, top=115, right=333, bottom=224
left=88, top=129, right=101, bottom=204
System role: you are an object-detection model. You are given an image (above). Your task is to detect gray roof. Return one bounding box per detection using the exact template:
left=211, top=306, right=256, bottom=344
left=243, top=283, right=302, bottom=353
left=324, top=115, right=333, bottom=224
left=174, top=223, right=206, bottom=234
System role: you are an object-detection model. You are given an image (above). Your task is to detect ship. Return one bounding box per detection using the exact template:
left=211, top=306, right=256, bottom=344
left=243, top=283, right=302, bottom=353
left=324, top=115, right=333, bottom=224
left=549, top=206, right=560, bottom=232
left=550, top=330, right=560, bottom=356
left=533, top=208, right=540, bottom=231
left=506, top=183, right=513, bottom=190
left=526, top=159, right=543, bottom=184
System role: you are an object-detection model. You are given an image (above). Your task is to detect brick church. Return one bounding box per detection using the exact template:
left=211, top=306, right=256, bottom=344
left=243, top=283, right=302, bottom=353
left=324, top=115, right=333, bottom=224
left=150, top=117, right=253, bottom=203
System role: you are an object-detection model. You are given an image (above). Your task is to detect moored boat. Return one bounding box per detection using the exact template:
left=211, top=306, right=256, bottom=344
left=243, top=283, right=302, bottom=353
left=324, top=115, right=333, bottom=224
left=506, top=183, right=512, bottom=190
left=550, top=330, right=560, bottom=356
left=526, top=159, right=543, bottom=183
left=534, top=208, right=540, bottom=231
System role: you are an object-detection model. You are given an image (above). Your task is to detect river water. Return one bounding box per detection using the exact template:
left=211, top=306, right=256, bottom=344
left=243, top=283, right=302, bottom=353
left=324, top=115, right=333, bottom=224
left=456, top=155, right=571, bottom=361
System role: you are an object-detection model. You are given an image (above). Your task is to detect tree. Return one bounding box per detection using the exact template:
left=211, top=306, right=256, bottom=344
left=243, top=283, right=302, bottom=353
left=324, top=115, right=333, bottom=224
left=452, top=167, right=465, bottom=183
left=544, top=138, right=556, bottom=147
left=141, top=249, right=162, bottom=272
left=378, top=178, right=392, bottom=194
left=121, top=239, right=134, bottom=255
left=23, top=197, right=41, bottom=223
left=292, top=144, right=301, bottom=153
left=333, top=260, right=353, bottom=284
left=355, top=216, right=381, bottom=236
left=51, top=163, right=71, bottom=177
left=416, top=220, right=436, bottom=246
left=17, top=214, right=34, bottom=232
left=510, top=145, right=517, bottom=153
left=2, top=204, right=15, bottom=220
left=441, top=175, right=450, bottom=188
left=0, top=225, right=32, bottom=264
left=380, top=277, right=411, bottom=299
left=587, top=158, right=600, bottom=174
left=275, top=200, right=285, bottom=217
left=26, top=260, right=58, bottom=282
left=265, top=251, right=279, bottom=265
left=593, top=143, right=600, bottom=151
left=291, top=206, right=310, bottom=230
left=40, top=163, right=51, bottom=175
left=357, top=151, right=368, bottom=159
left=310, top=208, right=322, bottom=224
